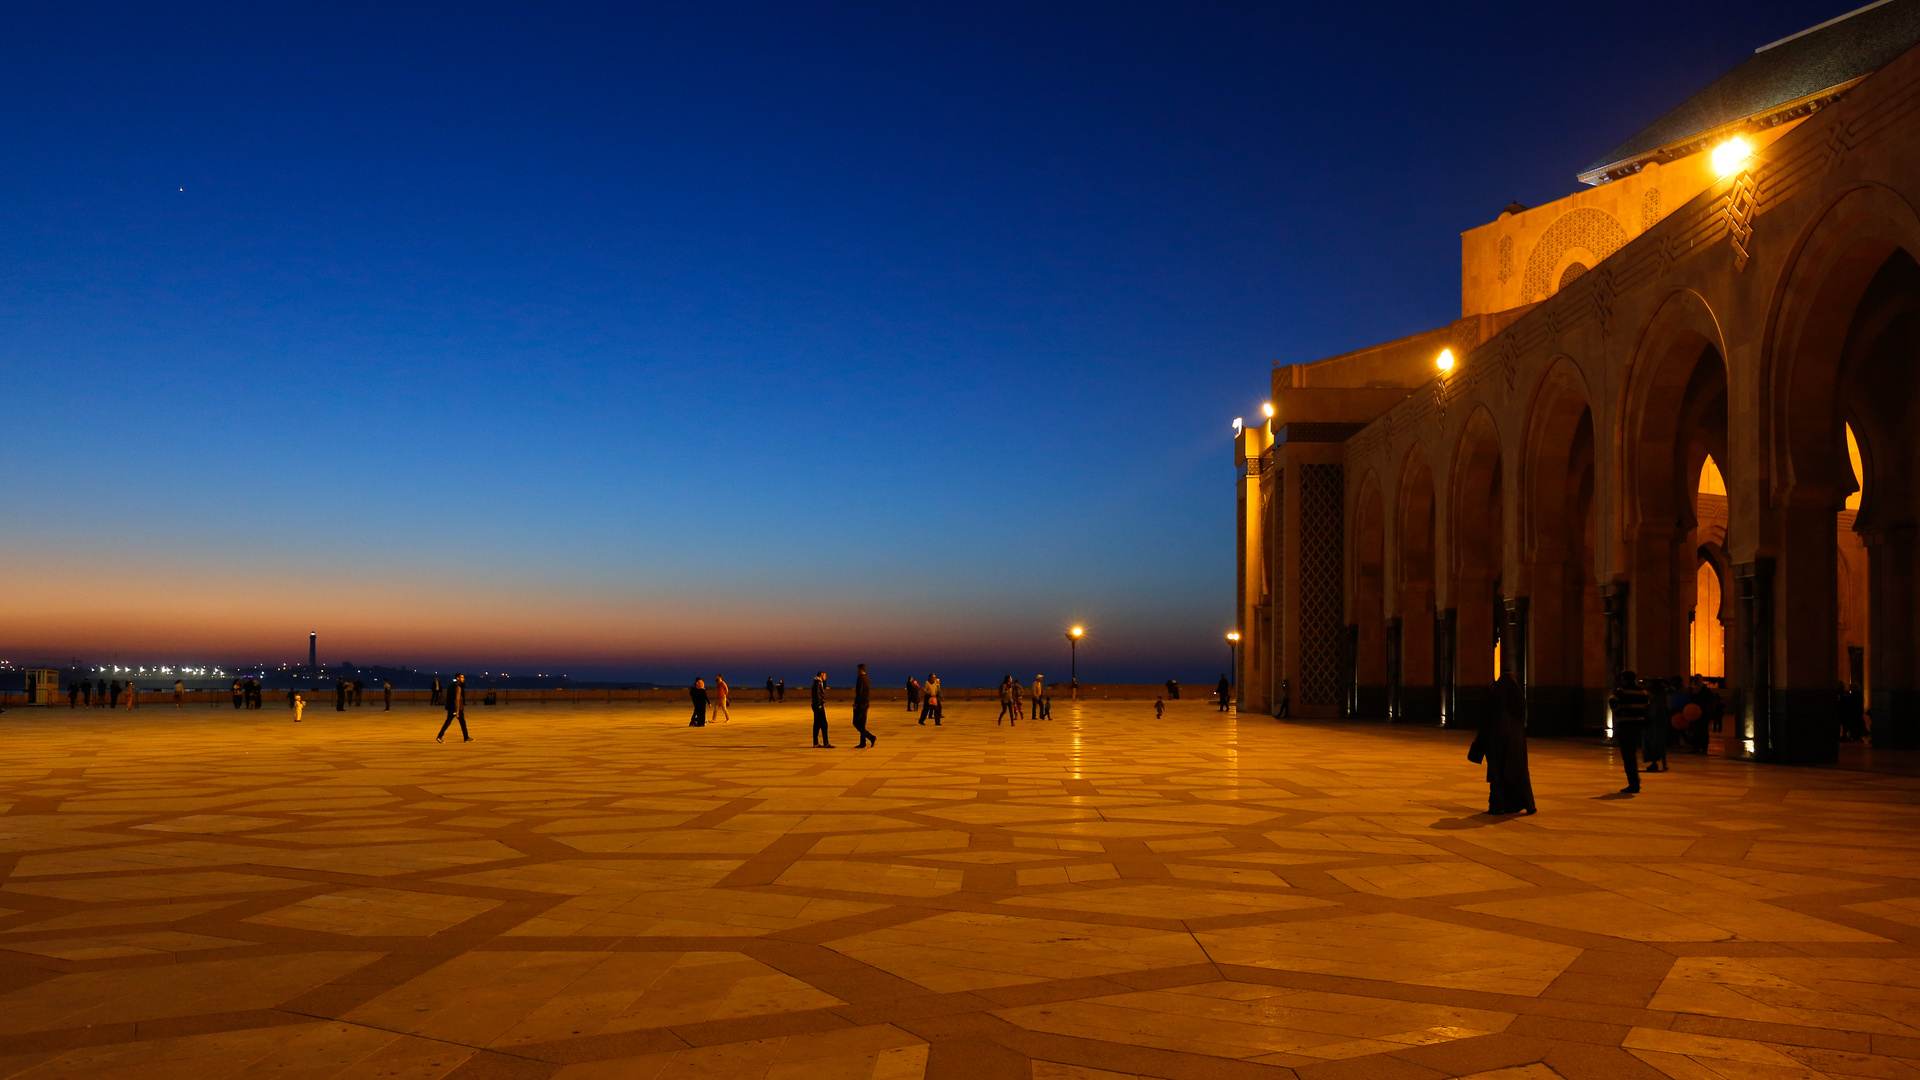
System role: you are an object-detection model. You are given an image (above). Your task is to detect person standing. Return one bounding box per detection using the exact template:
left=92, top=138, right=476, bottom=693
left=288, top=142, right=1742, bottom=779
left=907, top=676, right=920, bottom=713
left=1216, top=674, right=1232, bottom=712
left=68, top=679, right=79, bottom=708
left=174, top=678, right=185, bottom=709
left=923, top=674, right=942, bottom=725
left=353, top=678, right=365, bottom=707
left=853, top=663, right=875, bottom=747
left=1609, top=670, right=1649, bottom=794
left=124, top=681, right=137, bottom=710
left=1166, top=679, right=1180, bottom=700
left=293, top=693, right=305, bottom=723
left=109, top=679, right=121, bottom=709
left=1642, top=678, right=1671, bottom=773
left=1278, top=679, right=1291, bottom=718
left=713, top=674, right=730, bottom=722
left=335, top=677, right=346, bottom=712
left=766, top=677, right=776, bottom=703
left=382, top=680, right=393, bottom=711
left=1030, top=675, right=1044, bottom=719
left=1472, top=673, right=1536, bottom=814
left=232, top=680, right=244, bottom=710
left=437, top=673, right=470, bottom=742
left=810, top=671, right=834, bottom=747
left=430, top=678, right=443, bottom=707
left=689, top=678, right=709, bottom=726
left=777, top=679, right=786, bottom=703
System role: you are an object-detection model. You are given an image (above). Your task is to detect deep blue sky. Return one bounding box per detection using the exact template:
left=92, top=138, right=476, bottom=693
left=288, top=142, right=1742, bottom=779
left=0, top=1, right=1848, bottom=685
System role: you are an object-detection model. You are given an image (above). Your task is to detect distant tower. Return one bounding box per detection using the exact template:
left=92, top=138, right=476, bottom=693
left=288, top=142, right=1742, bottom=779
left=309, top=632, right=317, bottom=669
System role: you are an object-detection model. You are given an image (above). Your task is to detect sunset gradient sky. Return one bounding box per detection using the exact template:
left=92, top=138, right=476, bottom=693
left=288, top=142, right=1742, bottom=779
left=0, top=0, right=1841, bottom=683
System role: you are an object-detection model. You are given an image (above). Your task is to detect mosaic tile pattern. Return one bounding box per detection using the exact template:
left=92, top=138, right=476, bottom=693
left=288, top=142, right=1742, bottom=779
left=0, top=699, right=1917, bottom=1079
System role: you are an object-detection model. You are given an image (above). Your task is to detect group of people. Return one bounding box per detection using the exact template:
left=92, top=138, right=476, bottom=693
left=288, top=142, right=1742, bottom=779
left=1466, top=668, right=1732, bottom=814
left=230, top=678, right=267, bottom=709
left=688, top=674, right=732, bottom=726
left=65, top=677, right=140, bottom=710
left=1604, top=671, right=1725, bottom=793
left=995, top=675, right=1051, bottom=724
left=325, top=676, right=393, bottom=711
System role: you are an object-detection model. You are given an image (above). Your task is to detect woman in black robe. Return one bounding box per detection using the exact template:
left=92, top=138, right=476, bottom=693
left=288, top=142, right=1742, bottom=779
left=1474, top=673, right=1536, bottom=815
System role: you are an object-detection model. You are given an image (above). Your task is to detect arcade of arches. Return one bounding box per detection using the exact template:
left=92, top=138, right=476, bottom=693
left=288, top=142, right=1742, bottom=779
left=1233, top=18, right=1920, bottom=764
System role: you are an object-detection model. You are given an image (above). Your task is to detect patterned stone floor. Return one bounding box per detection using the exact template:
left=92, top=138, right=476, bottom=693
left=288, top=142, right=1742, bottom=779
left=0, top=699, right=1917, bottom=1080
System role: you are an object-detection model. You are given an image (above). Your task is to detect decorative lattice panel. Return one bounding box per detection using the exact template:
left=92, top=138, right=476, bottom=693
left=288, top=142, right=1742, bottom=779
left=1269, top=469, right=1284, bottom=672
left=1522, top=207, right=1629, bottom=302
left=1299, top=464, right=1344, bottom=706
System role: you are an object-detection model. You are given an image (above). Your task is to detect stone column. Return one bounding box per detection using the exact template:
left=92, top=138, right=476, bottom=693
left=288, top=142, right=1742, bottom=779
left=1866, top=526, right=1919, bottom=748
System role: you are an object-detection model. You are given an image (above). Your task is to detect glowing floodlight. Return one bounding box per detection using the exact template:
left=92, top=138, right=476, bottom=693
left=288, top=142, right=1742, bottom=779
left=1262, top=402, right=1275, bottom=419
left=1712, top=136, right=1752, bottom=177
left=1437, top=348, right=1455, bottom=374
left=1226, top=631, right=1241, bottom=642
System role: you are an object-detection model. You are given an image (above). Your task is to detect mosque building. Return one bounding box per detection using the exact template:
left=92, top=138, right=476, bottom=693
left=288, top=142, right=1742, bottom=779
left=1232, top=0, right=1920, bottom=762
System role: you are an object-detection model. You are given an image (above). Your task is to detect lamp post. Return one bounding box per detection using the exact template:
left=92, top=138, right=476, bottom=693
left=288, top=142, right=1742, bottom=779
left=1225, top=631, right=1241, bottom=713
left=1067, top=626, right=1083, bottom=699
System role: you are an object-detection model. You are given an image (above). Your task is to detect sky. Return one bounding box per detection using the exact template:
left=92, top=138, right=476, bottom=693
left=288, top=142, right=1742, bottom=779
left=0, top=0, right=1856, bottom=685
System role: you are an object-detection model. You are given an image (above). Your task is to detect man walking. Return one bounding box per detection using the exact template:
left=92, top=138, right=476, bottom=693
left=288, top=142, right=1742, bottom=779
left=175, top=678, right=185, bottom=709
left=1608, top=670, right=1648, bottom=794
left=811, top=671, right=834, bottom=747
left=767, top=677, right=776, bottom=703
left=853, top=663, right=876, bottom=747
left=383, top=680, right=393, bottom=711
left=1216, top=673, right=1231, bottom=712
left=997, top=676, right=1017, bottom=725
left=438, top=673, right=470, bottom=742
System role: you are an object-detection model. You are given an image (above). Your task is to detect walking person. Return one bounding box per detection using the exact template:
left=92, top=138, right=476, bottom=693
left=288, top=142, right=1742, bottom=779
left=907, top=676, right=920, bottom=712
left=924, top=674, right=942, bottom=725
left=689, top=678, right=709, bottom=726
left=68, top=679, right=79, bottom=708
left=811, top=671, right=834, bottom=747
left=1036, top=677, right=1051, bottom=719
left=713, top=674, right=730, bottom=722
left=766, top=677, right=776, bottom=703
left=353, top=678, right=364, bottom=707
left=124, top=681, right=137, bottom=710
left=853, top=663, right=876, bottom=747
left=1471, top=672, right=1536, bottom=814
left=1154, top=697, right=1164, bottom=718
left=382, top=680, right=393, bottom=711
left=1278, top=679, right=1291, bottom=718
left=174, top=678, right=184, bottom=709
left=1609, top=670, right=1649, bottom=794
left=997, top=676, right=1015, bottom=725
left=109, top=679, right=121, bottom=709
left=437, top=674, right=470, bottom=742
left=1216, top=673, right=1232, bottom=712
left=335, top=677, right=346, bottom=712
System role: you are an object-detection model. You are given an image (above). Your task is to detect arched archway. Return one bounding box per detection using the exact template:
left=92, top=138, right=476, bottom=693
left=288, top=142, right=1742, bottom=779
left=1622, top=291, right=1730, bottom=707
left=1395, top=448, right=1439, bottom=723
left=1448, top=408, right=1504, bottom=727
left=1771, top=185, right=1920, bottom=756
left=1523, top=359, right=1600, bottom=734
left=1351, top=472, right=1387, bottom=718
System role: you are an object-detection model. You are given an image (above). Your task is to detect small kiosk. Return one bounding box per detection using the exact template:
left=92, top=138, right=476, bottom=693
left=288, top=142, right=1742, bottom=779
left=24, top=669, right=61, bottom=705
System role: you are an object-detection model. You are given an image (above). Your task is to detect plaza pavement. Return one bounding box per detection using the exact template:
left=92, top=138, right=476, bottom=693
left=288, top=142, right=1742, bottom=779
left=0, top=700, right=1916, bottom=1080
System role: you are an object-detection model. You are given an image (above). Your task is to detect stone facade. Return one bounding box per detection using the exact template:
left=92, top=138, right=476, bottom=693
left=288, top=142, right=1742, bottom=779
left=1233, top=31, right=1920, bottom=763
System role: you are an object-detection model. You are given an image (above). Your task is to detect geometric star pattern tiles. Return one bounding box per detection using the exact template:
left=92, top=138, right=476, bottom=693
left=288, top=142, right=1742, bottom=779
left=0, top=699, right=1916, bottom=1080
